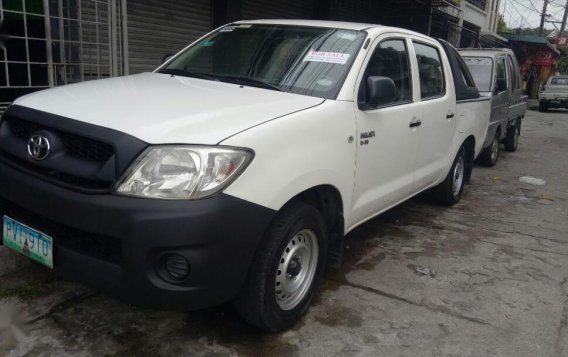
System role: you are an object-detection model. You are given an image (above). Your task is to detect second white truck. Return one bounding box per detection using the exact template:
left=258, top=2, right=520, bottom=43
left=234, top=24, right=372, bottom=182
left=0, top=20, right=490, bottom=331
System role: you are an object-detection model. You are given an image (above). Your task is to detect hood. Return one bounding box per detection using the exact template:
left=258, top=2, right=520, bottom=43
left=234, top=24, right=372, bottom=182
left=13, top=73, right=324, bottom=144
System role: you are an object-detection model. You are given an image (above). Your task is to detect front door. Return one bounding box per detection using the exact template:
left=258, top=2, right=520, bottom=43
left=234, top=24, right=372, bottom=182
left=350, top=36, right=421, bottom=227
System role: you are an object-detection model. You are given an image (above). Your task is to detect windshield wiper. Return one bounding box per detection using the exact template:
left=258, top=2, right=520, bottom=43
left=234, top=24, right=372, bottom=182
left=158, top=68, right=219, bottom=81
left=219, top=76, right=285, bottom=92
left=158, top=70, right=284, bottom=92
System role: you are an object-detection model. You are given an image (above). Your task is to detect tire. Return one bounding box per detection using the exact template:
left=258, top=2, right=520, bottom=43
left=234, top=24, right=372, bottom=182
left=478, top=130, right=500, bottom=167
left=234, top=202, right=328, bottom=332
left=504, top=120, right=520, bottom=152
left=539, top=101, right=547, bottom=112
left=432, top=146, right=466, bottom=206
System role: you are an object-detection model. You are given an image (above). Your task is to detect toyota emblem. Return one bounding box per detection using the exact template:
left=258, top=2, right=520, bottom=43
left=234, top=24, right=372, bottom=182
left=27, top=134, right=51, bottom=161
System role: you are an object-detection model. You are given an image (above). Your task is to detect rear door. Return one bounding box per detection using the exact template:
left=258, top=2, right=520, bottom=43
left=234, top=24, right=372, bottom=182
left=494, top=56, right=509, bottom=133
left=506, top=54, right=525, bottom=119
left=409, top=38, right=456, bottom=191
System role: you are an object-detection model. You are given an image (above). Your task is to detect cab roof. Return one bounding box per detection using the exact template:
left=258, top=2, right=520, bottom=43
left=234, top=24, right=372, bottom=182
left=233, top=19, right=383, bottom=31
left=231, top=19, right=433, bottom=40
left=458, top=48, right=515, bottom=58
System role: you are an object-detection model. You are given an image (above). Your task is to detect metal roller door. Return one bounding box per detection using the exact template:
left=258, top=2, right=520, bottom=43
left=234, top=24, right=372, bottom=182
left=241, top=0, right=315, bottom=20
left=328, top=0, right=378, bottom=23
left=126, top=0, right=211, bottom=74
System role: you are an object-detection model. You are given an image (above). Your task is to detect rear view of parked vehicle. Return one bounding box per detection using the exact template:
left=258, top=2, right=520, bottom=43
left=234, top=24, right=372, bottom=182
left=460, top=49, right=527, bottom=166
left=539, top=76, right=568, bottom=112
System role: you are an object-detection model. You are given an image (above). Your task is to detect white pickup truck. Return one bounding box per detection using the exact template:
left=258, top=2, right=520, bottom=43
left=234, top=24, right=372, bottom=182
left=539, top=75, right=568, bottom=111
left=0, top=20, right=490, bottom=331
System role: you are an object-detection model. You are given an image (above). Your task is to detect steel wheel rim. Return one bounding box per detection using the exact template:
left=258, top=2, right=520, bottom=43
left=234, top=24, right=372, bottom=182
left=490, top=137, right=499, bottom=161
left=452, top=155, right=465, bottom=197
left=275, top=229, right=319, bottom=311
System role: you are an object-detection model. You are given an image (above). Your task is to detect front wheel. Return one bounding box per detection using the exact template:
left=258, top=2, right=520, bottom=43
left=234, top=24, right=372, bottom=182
left=539, top=101, right=548, bottom=112
left=234, top=202, right=327, bottom=332
left=432, top=146, right=466, bottom=206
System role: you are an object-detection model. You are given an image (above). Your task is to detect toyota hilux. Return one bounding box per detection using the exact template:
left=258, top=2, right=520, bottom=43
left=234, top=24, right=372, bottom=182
left=0, top=20, right=490, bottom=331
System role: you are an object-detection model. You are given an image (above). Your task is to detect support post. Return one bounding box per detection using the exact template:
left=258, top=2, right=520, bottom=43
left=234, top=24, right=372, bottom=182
left=559, top=0, right=568, bottom=36
left=540, top=0, right=549, bottom=35
left=111, top=0, right=119, bottom=77
left=121, top=0, right=129, bottom=75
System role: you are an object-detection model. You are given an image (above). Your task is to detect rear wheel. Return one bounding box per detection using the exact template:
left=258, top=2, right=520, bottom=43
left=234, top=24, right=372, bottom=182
left=234, top=202, right=327, bottom=332
left=432, top=146, right=466, bottom=206
left=478, top=130, right=500, bottom=166
left=504, top=120, right=520, bottom=152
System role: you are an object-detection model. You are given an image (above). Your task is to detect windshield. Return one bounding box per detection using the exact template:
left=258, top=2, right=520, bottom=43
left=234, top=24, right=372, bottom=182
left=159, top=24, right=366, bottom=99
left=550, top=77, right=568, bottom=85
left=463, top=57, right=493, bottom=92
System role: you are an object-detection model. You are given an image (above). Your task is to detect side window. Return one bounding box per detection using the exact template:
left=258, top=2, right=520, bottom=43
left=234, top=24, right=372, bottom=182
left=363, top=39, right=412, bottom=104
left=507, top=55, right=518, bottom=90
left=496, top=57, right=507, bottom=86
left=413, top=42, right=445, bottom=99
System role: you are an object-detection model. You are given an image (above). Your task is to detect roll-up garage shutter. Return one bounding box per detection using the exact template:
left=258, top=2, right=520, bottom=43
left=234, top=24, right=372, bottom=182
left=328, top=0, right=378, bottom=23
left=126, top=0, right=211, bottom=74
left=241, top=0, right=315, bottom=20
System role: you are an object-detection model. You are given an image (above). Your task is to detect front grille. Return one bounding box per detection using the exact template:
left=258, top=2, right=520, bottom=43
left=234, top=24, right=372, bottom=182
left=0, top=105, right=148, bottom=192
left=6, top=116, right=114, bottom=164
left=0, top=197, right=122, bottom=264
left=0, top=150, right=112, bottom=190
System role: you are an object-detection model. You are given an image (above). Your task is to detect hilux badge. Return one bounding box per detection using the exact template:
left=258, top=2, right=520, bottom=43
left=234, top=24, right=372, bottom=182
left=27, top=134, right=51, bottom=161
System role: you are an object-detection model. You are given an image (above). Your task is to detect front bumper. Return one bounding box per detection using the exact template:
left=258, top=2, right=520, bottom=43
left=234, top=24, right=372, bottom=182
left=0, top=160, right=275, bottom=310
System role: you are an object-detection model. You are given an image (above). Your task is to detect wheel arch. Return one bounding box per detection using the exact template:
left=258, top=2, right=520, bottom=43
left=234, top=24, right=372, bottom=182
left=283, top=185, right=345, bottom=270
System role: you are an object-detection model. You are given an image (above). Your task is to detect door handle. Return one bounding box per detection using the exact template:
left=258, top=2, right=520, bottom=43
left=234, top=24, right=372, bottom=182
left=409, top=120, right=422, bottom=128
left=446, top=112, right=455, bottom=119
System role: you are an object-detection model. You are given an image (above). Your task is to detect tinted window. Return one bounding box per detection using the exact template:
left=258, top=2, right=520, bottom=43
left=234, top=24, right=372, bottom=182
left=162, top=25, right=366, bottom=100
left=413, top=43, right=444, bottom=99
left=496, top=57, right=506, bottom=87
left=363, top=39, right=412, bottom=103
left=551, top=77, right=568, bottom=85
left=463, top=57, right=493, bottom=92
left=507, top=56, right=517, bottom=90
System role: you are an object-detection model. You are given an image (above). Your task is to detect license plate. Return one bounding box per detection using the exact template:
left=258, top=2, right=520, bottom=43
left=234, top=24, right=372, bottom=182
left=2, top=216, right=53, bottom=268
left=551, top=100, right=562, bottom=104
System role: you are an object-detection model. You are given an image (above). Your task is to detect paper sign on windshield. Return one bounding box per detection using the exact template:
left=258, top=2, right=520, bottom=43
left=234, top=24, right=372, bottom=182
left=303, top=50, right=350, bottom=65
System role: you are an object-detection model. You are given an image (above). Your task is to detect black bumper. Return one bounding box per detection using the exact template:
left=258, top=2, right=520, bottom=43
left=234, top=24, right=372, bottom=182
left=541, top=99, right=568, bottom=108
left=0, top=160, right=276, bottom=310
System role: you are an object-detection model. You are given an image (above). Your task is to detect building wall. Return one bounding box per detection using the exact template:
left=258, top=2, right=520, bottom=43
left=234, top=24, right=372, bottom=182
left=241, top=0, right=315, bottom=20
left=1, top=0, right=507, bottom=114
left=126, top=0, right=211, bottom=74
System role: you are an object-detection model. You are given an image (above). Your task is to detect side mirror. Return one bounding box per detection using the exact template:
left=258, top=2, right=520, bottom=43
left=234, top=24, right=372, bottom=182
left=495, top=78, right=507, bottom=93
left=161, top=54, right=175, bottom=64
left=364, top=76, right=396, bottom=108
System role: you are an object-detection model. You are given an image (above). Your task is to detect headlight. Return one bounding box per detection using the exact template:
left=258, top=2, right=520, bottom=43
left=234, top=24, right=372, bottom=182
left=116, top=146, right=253, bottom=199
